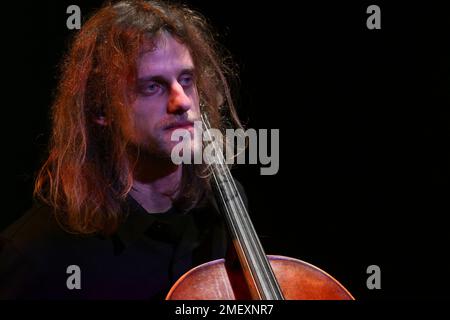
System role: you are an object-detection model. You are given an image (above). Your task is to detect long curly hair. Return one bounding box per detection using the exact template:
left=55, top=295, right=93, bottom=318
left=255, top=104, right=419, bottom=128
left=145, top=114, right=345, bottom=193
left=34, top=0, right=241, bottom=235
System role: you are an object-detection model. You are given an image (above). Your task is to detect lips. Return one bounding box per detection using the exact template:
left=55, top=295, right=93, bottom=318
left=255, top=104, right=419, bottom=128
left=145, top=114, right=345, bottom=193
left=164, top=120, right=194, bottom=130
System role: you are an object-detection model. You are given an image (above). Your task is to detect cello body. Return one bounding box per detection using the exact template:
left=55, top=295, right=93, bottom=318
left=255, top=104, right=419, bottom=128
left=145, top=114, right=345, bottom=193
left=167, top=255, right=353, bottom=300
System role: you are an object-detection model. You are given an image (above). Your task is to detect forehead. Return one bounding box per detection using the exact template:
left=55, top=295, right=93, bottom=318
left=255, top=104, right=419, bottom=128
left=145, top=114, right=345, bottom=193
left=137, top=34, right=194, bottom=77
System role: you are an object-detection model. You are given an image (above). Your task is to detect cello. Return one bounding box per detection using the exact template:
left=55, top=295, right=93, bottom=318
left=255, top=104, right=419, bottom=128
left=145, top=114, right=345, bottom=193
left=166, top=113, right=354, bottom=300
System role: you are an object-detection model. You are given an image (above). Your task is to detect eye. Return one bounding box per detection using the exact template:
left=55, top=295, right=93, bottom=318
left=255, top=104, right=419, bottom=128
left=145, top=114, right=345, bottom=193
left=141, top=81, right=163, bottom=96
left=179, top=74, right=194, bottom=87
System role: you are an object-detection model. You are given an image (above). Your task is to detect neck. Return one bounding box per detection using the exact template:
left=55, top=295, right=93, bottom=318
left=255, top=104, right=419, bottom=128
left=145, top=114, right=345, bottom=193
left=128, top=150, right=182, bottom=213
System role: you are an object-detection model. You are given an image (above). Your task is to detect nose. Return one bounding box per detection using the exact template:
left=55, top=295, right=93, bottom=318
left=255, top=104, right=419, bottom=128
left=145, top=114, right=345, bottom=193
left=167, top=82, right=192, bottom=114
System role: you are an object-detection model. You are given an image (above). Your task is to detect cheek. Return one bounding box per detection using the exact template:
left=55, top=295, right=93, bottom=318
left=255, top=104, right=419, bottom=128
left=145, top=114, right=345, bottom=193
left=130, top=100, right=161, bottom=135
left=133, top=97, right=164, bottom=120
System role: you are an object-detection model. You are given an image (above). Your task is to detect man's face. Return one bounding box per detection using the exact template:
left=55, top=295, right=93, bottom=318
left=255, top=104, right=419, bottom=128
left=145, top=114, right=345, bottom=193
left=128, top=33, right=200, bottom=159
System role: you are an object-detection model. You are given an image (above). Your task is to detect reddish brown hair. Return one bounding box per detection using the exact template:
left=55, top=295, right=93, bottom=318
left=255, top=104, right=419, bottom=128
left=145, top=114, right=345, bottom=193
left=34, top=0, right=241, bottom=235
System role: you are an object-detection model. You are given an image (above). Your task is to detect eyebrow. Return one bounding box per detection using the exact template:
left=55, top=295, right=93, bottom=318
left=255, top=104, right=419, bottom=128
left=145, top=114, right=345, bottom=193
left=137, top=67, right=195, bottom=83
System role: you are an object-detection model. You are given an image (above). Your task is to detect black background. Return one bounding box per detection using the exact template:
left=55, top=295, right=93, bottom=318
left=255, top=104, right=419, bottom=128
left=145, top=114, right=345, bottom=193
left=1, top=0, right=449, bottom=300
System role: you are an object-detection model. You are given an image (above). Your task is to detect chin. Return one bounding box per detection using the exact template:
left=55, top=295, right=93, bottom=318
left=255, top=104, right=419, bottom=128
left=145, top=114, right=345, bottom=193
left=168, top=140, right=204, bottom=165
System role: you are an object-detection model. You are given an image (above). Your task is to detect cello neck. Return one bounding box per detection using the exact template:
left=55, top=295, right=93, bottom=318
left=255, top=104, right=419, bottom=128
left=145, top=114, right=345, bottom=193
left=201, top=113, right=284, bottom=300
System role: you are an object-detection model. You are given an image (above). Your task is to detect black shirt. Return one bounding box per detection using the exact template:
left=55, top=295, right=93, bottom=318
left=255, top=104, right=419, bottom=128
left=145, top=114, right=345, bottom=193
left=0, top=192, right=234, bottom=300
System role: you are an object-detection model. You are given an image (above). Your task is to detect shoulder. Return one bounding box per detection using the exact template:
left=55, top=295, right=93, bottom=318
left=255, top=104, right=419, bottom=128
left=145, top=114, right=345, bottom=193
left=1, top=201, right=107, bottom=264
left=0, top=202, right=98, bottom=298
left=0, top=203, right=56, bottom=298
left=1, top=202, right=72, bottom=256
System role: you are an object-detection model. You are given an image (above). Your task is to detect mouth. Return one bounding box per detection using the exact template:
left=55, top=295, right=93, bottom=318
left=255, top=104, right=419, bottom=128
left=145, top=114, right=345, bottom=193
left=164, top=120, right=195, bottom=131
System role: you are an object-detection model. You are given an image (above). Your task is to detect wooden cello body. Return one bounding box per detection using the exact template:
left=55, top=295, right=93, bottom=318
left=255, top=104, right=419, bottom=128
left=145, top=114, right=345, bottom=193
left=167, top=113, right=354, bottom=300
left=167, top=256, right=353, bottom=300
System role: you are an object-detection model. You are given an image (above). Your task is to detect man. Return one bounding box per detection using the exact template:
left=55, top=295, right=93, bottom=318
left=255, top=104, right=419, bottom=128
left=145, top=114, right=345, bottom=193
left=0, top=0, right=245, bottom=299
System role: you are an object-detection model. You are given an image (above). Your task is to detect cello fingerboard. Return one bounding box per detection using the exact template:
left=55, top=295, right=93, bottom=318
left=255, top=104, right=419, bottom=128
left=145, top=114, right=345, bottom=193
left=201, top=112, right=284, bottom=300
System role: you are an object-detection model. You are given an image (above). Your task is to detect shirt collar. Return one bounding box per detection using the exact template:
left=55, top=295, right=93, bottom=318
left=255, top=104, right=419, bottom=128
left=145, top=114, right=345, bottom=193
left=115, top=195, right=161, bottom=249
left=115, top=195, right=189, bottom=250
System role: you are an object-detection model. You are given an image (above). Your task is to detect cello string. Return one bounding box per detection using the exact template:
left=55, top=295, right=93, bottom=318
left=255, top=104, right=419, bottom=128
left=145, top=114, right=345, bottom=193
left=201, top=113, right=277, bottom=288
left=201, top=114, right=266, bottom=291
left=201, top=113, right=284, bottom=299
